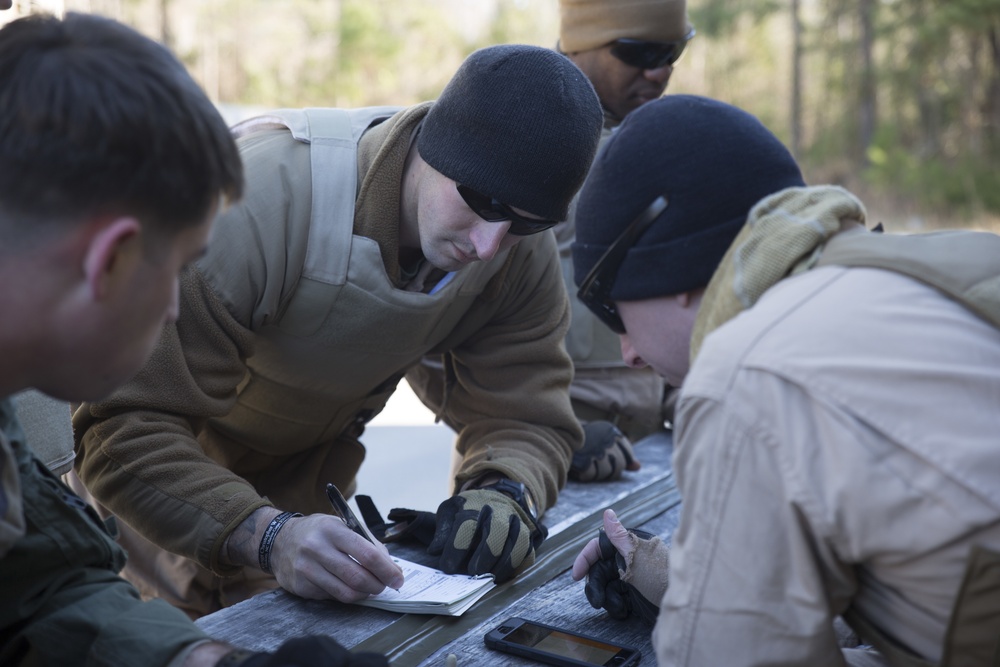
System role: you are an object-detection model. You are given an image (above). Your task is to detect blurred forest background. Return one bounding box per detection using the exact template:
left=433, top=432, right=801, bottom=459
left=6, top=0, right=1000, bottom=231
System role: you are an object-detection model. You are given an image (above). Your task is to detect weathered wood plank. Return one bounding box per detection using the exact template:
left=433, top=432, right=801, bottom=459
left=422, top=508, right=681, bottom=666
left=196, top=432, right=680, bottom=665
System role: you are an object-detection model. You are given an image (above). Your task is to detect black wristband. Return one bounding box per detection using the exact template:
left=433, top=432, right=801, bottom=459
left=257, top=511, right=302, bottom=574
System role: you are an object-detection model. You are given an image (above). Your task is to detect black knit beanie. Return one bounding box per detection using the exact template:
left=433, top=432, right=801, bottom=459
left=572, top=95, right=805, bottom=300
left=418, top=44, right=603, bottom=222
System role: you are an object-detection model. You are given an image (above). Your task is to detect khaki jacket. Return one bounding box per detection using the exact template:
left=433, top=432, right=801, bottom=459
left=74, top=104, right=580, bottom=575
left=656, top=266, right=1000, bottom=666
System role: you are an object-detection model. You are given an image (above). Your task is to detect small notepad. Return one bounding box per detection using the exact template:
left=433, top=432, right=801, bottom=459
left=356, top=557, right=495, bottom=616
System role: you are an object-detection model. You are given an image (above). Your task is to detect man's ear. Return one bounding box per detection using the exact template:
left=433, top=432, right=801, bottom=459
left=677, top=287, right=706, bottom=309
left=82, top=217, right=141, bottom=300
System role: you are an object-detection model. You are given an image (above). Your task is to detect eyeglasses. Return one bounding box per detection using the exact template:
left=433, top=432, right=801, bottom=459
left=576, top=196, right=668, bottom=334
left=609, top=28, right=696, bottom=70
left=456, top=184, right=559, bottom=236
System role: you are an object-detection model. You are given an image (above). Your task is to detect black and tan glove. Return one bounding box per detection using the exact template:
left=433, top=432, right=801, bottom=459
left=355, top=494, right=437, bottom=546
left=428, top=489, right=546, bottom=584
left=570, top=421, right=638, bottom=482
left=583, top=528, right=665, bottom=626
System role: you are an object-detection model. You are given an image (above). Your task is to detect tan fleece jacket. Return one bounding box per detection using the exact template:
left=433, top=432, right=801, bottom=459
left=73, top=104, right=581, bottom=575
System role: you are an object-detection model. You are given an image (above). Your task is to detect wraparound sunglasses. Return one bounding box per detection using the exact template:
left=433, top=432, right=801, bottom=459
left=576, top=196, right=668, bottom=334
left=610, top=27, right=696, bottom=70
left=457, top=184, right=559, bottom=236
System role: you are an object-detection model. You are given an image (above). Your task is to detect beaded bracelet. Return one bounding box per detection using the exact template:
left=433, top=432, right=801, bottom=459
left=258, top=510, right=302, bottom=574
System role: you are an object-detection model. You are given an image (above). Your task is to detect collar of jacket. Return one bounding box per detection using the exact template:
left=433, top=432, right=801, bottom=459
left=354, top=102, right=433, bottom=286
left=690, top=185, right=866, bottom=361
left=602, top=107, right=622, bottom=130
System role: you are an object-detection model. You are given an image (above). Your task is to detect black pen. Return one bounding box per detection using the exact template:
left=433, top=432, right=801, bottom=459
left=327, top=483, right=404, bottom=592
left=326, top=483, right=375, bottom=544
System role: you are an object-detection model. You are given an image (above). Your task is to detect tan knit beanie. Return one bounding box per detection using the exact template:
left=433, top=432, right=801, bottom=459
left=559, top=0, right=692, bottom=53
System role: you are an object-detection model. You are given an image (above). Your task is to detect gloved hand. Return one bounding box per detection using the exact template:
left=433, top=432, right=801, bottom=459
left=428, top=489, right=546, bottom=584
left=232, top=635, right=388, bottom=666
left=569, top=421, right=641, bottom=482
left=571, top=509, right=667, bottom=626
left=354, top=495, right=437, bottom=546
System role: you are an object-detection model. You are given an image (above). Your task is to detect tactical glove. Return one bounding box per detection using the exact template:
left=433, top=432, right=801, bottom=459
left=428, top=489, right=546, bottom=584
left=570, top=421, right=637, bottom=482
left=230, top=635, right=388, bottom=667
left=584, top=528, right=662, bottom=626
left=355, top=494, right=437, bottom=546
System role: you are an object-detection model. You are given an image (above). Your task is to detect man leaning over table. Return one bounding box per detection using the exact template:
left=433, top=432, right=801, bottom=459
left=571, top=95, right=1000, bottom=666
left=71, top=44, right=604, bottom=619
left=410, top=0, right=697, bottom=485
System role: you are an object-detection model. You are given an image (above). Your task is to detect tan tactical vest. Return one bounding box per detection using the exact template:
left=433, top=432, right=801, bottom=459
left=201, top=107, right=511, bottom=508
left=816, top=229, right=1000, bottom=667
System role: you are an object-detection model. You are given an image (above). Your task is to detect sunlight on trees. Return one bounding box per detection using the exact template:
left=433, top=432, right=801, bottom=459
left=15, top=0, right=996, bottom=227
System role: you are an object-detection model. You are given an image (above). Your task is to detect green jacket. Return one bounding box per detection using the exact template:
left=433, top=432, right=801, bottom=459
left=0, top=398, right=206, bottom=666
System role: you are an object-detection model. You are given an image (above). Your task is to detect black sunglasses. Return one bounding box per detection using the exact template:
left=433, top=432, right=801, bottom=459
left=576, top=196, right=668, bottom=334
left=609, top=28, right=696, bottom=70
left=457, top=184, right=559, bottom=237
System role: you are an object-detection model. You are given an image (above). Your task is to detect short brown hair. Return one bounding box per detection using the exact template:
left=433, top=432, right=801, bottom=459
left=0, top=13, right=243, bottom=245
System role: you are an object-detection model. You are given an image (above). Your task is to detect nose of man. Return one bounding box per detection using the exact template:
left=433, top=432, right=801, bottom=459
left=620, top=334, right=647, bottom=370
left=643, top=64, right=672, bottom=87
left=469, top=219, right=510, bottom=262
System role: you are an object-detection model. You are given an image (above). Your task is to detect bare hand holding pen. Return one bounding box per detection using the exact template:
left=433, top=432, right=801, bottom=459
left=223, top=494, right=404, bottom=604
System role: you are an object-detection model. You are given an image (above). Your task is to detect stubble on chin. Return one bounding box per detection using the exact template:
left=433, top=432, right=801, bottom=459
left=420, top=244, right=460, bottom=274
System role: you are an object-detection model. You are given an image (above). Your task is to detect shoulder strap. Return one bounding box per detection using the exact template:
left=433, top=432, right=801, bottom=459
left=844, top=546, right=1000, bottom=667
left=0, top=398, right=26, bottom=557
left=940, top=545, right=1000, bottom=666
left=817, top=229, right=1000, bottom=330
left=231, top=106, right=402, bottom=285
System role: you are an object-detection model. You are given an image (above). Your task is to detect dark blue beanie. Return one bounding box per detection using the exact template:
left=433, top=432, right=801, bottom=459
left=572, top=95, right=805, bottom=300
left=419, top=45, right=603, bottom=222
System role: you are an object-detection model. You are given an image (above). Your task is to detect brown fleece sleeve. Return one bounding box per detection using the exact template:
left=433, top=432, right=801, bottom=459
left=73, top=269, right=267, bottom=575
left=426, top=231, right=583, bottom=516
left=72, top=129, right=314, bottom=575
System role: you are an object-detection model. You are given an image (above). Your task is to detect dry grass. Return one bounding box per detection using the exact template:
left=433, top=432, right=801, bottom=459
left=853, top=187, right=1000, bottom=234
left=803, top=164, right=1000, bottom=234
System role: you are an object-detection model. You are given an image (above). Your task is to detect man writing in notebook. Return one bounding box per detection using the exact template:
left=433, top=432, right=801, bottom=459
left=72, top=44, right=604, bottom=618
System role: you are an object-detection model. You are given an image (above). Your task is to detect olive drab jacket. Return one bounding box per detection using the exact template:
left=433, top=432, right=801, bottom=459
left=0, top=398, right=208, bottom=666
left=73, top=104, right=581, bottom=576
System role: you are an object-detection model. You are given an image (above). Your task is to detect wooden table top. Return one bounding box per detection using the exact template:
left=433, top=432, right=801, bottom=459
left=196, top=431, right=682, bottom=666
